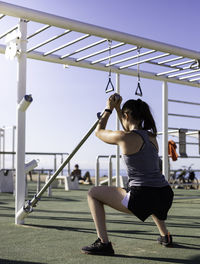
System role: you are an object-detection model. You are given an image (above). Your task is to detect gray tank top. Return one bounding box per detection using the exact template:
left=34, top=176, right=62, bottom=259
left=123, top=130, right=169, bottom=187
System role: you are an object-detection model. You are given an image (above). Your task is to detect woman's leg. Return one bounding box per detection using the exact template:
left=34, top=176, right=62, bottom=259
left=87, top=186, right=132, bottom=243
left=152, top=214, right=168, bottom=236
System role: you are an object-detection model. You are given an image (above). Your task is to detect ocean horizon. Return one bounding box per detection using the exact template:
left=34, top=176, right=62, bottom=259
left=62, top=168, right=200, bottom=180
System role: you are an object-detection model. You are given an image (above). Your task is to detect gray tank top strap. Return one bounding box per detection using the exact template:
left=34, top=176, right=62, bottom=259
left=132, top=130, right=150, bottom=146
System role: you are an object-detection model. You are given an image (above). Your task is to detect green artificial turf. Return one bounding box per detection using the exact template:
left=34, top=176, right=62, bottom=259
left=0, top=183, right=200, bottom=264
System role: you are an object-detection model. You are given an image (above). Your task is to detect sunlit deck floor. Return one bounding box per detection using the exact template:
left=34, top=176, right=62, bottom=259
left=0, top=182, right=200, bottom=264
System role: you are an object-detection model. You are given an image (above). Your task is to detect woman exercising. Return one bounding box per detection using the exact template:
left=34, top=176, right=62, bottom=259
left=81, top=94, right=174, bottom=255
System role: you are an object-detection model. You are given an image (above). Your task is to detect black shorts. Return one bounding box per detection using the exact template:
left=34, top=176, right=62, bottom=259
left=125, top=185, right=174, bottom=222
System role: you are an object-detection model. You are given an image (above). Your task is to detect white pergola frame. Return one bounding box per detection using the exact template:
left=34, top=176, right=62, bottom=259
left=0, top=1, right=200, bottom=224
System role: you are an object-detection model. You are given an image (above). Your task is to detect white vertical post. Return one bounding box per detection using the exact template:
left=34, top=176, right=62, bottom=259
left=54, top=155, right=57, bottom=172
left=95, top=156, right=100, bottom=186
left=12, top=126, right=16, bottom=170
left=116, top=73, right=120, bottom=187
left=108, top=155, right=112, bottom=186
left=2, top=129, right=5, bottom=168
left=0, top=129, right=1, bottom=168
left=162, top=81, right=168, bottom=180
left=15, top=19, right=27, bottom=225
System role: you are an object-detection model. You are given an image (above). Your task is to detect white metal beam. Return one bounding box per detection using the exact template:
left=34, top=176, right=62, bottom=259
left=27, top=25, right=51, bottom=39
left=120, top=53, right=170, bottom=70
left=91, top=46, right=137, bottom=65
left=27, top=29, right=71, bottom=53
left=76, top=43, right=125, bottom=62
left=0, top=1, right=200, bottom=60
left=1, top=44, right=199, bottom=87
left=0, top=13, right=5, bottom=19
left=44, top=34, right=90, bottom=56
left=60, top=38, right=107, bottom=59
left=15, top=19, right=27, bottom=225
left=0, top=25, right=18, bottom=39
left=157, top=56, right=183, bottom=65
left=106, top=49, right=156, bottom=67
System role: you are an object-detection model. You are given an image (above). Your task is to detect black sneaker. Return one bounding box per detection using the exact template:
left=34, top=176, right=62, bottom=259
left=81, top=238, right=115, bottom=255
left=157, top=233, right=173, bottom=247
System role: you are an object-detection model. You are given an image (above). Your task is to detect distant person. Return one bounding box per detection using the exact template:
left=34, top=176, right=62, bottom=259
left=70, top=164, right=92, bottom=184
left=81, top=94, right=174, bottom=255
left=28, top=171, right=33, bottom=181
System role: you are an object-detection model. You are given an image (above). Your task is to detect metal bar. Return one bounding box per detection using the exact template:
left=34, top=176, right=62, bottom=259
left=120, top=53, right=170, bottom=70
left=170, top=156, right=200, bottom=158
left=162, top=81, right=168, bottom=180
left=179, top=73, right=200, bottom=80
left=157, top=129, right=179, bottom=136
left=169, top=113, right=200, bottom=119
left=0, top=151, right=68, bottom=155
left=186, top=131, right=200, bottom=137
left=16, top=110, right=103, bottom=221
left=2, top=129, right=5, bottom=168
left=95, top=156, right=100, bottom=186
left=27, top=25, right=51, bottom=39
left=1, top=44, right=199, bottom=88
left=0, top=14, right=5, bottom=19
left=168, top=99, right=200, bottom=106
left=27, top=49, right=200, bottom=88
left=169, top=127, right=199, bottom=132
left=1, top=1, right=200, bottom=60
left=116, top=73, right=120, bottom=187
left=15, top=19, right=27, bottom=225
left=178, top=142, right=199, bottom=145
left=171, top=59, right=195, bottom=67
left=0, top=24, right=18, bottom=39
left=27, top=30, right=71, bottom=53
left=91, top=47, right=137, bottom=65
left=108, top=156, right=112, bottom=186
left=44, top=34, right=90, bottom=56
left=168, top=69, right=200, bottom=78
left=157, top=56, right=183, bottom=65
left=12, top=126, right=16, bottom=170
left=156, top=63, right=195, bottom=77
left=156, top=68, right=180, bottom=76
left=106, top=49, right=156, bottom=67
left=61, top=38, right=107, bottom=59
left=76, top=42, right=125, bottom=62
left=189, top=77, right=200, bottom=82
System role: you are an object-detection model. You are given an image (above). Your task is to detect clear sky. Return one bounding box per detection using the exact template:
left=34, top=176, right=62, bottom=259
left=0, top=0, right=200, bottom=172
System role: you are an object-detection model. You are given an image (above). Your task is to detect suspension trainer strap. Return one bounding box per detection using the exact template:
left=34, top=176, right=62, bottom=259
left=105, top=40, right=115, bottom=93
left=190, top=59, right=200, bottom=70
left=135, top=47, right=143, bottom=97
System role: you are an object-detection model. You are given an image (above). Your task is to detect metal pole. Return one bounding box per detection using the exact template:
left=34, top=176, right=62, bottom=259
left=2, top=129, right=5, bottom=168
left=1, top=1, right=200, bottom=60
left=95, top=156, right=100, bottom=186
left=162, top=81, right=168, bottom=180
left=47, top=171, right=52, bottom=197
left=15, top=19, right=27, bottom=225
left=61, top=154, right=63, bottom=175
left=37, top=172, right=41, bottom=193
left=108, top=155, right=112, bottom=186
left=0, top=129, right=2, bottom=168
left=16, top=112, right=102, bottom=221
left=54, top=154, right=57, bottom=172
left=67, top=160, right=70, bottom=176
left=12, top=126, right=16, bottom=170
left=116, top=73, right=120, bottom=187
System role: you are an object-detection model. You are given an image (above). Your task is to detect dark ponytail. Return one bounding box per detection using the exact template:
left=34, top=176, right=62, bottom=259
left=122, top=99, right=157, bottom=136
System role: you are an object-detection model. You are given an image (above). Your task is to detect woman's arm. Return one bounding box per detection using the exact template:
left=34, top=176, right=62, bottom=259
left=95, top=94, right=124, bottom=145
left=114, top=95, right=127, bottom=131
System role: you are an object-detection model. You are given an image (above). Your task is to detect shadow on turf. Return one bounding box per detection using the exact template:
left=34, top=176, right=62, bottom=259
left=0, top=259, right=45, bottom=264
left=109, top=254, right=200, bottom=264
